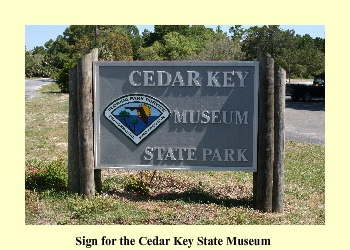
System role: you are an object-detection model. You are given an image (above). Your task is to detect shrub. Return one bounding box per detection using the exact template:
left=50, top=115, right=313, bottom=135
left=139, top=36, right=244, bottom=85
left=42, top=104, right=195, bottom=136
left=124, top=175, right=151, bottom=196
left=25, top=158, right=68, bottom=192
left=25, top=52, right=57, bottom=78
left=124, top=171, right=157, bottom=196
left=53, top=57, right=77, bottom=93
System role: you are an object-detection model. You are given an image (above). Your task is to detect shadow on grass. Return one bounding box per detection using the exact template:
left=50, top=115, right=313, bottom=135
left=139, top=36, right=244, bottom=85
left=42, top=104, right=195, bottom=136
left=154, top=188, right=254, bottom=208
left=109, top=187, right=254, bottom=209
left=40, top=90, right=63, bottom=94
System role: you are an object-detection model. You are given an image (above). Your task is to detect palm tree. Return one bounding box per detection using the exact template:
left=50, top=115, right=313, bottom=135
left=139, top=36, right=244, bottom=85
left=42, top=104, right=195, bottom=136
left=118, top=110, right=131, bottom=130
left=130, top=118, right=138, bottom=132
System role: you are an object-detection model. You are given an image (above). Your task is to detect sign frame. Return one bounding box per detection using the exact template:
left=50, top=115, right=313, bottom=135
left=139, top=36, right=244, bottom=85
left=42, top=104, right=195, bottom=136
left=93, top=61, right=259, bottom=171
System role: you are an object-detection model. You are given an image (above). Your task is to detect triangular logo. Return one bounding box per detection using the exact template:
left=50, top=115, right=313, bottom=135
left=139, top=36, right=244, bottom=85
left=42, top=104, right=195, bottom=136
left=104, top=94, right=171, bottom=145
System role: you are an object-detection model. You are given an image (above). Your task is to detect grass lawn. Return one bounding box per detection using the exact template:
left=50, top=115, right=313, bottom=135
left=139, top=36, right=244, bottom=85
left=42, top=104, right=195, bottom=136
left=25, top=82, right=325, bottom=225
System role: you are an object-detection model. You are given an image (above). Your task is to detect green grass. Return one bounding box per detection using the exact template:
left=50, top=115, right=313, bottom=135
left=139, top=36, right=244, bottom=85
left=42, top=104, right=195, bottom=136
left=25, top=83, right=68, bottom=161
left=25, top=82, right=325, bottom=225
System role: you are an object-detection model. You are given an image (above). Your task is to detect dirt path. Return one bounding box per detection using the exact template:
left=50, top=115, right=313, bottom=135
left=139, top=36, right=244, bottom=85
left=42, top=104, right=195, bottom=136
left=25, top=78, right=54, bottom=100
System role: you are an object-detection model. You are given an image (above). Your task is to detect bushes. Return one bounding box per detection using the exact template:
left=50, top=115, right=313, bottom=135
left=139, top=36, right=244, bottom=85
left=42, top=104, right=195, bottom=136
left=25, top=51, right=56, bottom=78
left=53, top=57, right=78, bottom=93
left=25, top=159, right=68, bottom=192
left=124, top=171, right=157, bottom=196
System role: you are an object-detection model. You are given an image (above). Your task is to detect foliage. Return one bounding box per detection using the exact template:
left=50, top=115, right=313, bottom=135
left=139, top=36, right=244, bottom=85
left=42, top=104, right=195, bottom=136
left=139, top=25, right=217, bottom=61
left=138, top=25, right=245, bottom=61
left=114, top=25, right=142, bottom=60
left=25, top=158, right=68, bottom=192
left=45, top=36, right=70, bottom=67
left=98, top=30, right=133, bottom=61
left=240, top=25, right=325, bottom=77
left=137, top=41, right=163, bottom=60
left=124, top=176, right=151, bottom=196
left=142, top=25, right=191, bottom=47
left=241, top=25, right=293, bottom=60
left=276, top=35, right=325, bottom=78
left=138, top=31, right=196, bottom=60
left=162, top=32, right=196, bottom=60
left=185, top=25, right=215, bottom=52
left=53, top=56, right=77, bottom=93
left=46, top=25, right=134, bottom=92
left=130, top=118, right=138, bottom=131
left=25, top=25, right=325, bottom=91
left=191, top=32, right=244, bottom=61
left=62, top=25, right=134, bottom=60
left=124, top=171, right=157, bottom=196
left=25, top=46, right=56, bottom=78
left=229, top=25, right=246, bottom=42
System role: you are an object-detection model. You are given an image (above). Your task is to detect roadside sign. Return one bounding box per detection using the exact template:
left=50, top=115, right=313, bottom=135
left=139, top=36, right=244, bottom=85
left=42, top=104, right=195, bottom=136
left=93, top=61, right=258, bottom=171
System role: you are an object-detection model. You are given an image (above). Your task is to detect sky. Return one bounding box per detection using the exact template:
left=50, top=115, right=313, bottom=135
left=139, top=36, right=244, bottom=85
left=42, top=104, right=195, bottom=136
left=25, top=25, right=325, bottom=51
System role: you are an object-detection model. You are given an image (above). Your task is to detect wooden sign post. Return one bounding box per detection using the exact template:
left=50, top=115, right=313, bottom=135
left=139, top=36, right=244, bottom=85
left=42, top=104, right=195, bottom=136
left=254, top=52, right=285, bottom=213
left=68, top=49, right=98, bottom=197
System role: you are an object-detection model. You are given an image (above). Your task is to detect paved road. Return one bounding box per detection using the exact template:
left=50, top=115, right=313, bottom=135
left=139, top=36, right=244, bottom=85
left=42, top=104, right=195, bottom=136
left=285, top=96, right=325, bottom=145
left=25, top=78, right=55, bottom=100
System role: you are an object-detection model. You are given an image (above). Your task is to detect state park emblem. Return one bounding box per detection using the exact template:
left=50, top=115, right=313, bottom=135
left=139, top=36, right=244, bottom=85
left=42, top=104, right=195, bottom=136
left=104, top=94, right=171, bottom=145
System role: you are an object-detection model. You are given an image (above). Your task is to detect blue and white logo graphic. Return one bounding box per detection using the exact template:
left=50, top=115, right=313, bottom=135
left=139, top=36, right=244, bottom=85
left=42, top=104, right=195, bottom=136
left=104, top=94, right=171, bottom=145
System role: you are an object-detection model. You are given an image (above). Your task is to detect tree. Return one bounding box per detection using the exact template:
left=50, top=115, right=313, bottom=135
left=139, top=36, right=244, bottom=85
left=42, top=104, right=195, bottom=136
left=241, top=25, right=295, bottom=60
left=152, top=25, right=191, bottom=44
left=240, top=25, right=325, bottom=78
left=293, top=35, right=325, bottom=77
left=97, top=30, right=133, bottom=61
left=45, top=36, right=70, bottom=72
left=185, top=25, right=215, bottom=54
left=314, top=37, right=325, bottom=53
left=229, top=25, right=246, bottom=42
left=138, top=31, right=196, bottom=60
left=52, top=25, right=133, bottom=92
left=114, top=25, right=142, bottom=60
left=63, top=25, right=96, bottom=47
left=275, top=34, right=324, bottom=78
left=25, top=46, right=55, bottom=78
left=161, top=32, right=196, bottom=60
left=118, top=110, right=131, bottom=130
left=138, top=25, right=245, bottom=61
left=130, top=118, right=138, bottom=132
left=32, top=46, right=46, bottom=55
left=137, top=41, right=163, bottom=60
left=65, top=27, right=133, bottom=61
left=190, top=31, right=244, bottom=61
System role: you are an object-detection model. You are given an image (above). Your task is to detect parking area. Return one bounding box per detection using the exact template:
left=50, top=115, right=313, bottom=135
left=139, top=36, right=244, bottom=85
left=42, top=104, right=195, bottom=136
left=285, top=96, right=325, bottom=145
